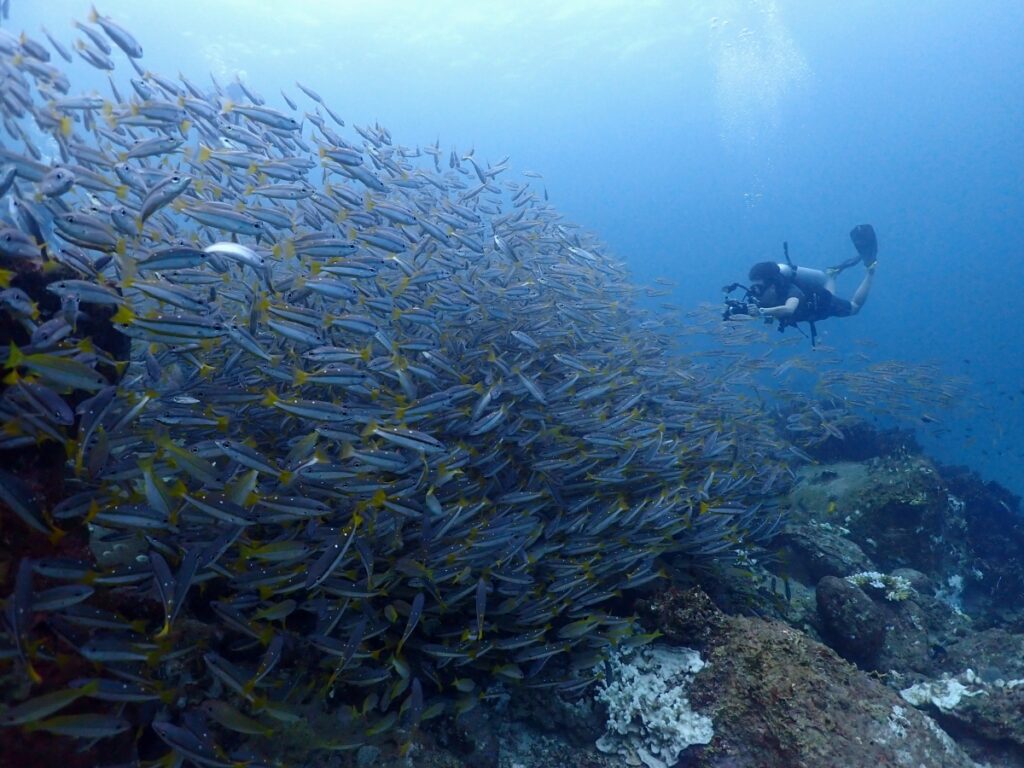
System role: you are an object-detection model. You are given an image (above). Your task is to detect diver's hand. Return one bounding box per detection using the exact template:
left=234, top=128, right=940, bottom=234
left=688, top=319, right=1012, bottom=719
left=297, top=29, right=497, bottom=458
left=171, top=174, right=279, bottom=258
left=747, top=304, right=762, bottom=318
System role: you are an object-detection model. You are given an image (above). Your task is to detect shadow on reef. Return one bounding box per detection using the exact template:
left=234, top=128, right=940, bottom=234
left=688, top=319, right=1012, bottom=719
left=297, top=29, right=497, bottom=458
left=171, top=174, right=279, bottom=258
left=0, top=244, right=131, bottom=768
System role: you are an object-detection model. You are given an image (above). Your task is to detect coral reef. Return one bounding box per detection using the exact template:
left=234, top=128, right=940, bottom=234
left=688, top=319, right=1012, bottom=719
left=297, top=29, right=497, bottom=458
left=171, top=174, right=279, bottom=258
left=594, top=644, right=713, bottom=768
left=638, top=587, right=977, bottom=768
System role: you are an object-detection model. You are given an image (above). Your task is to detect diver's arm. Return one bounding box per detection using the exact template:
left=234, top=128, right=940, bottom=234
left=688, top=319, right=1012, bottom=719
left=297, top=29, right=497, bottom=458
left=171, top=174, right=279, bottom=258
left=759, top=297, right=799, bottom=318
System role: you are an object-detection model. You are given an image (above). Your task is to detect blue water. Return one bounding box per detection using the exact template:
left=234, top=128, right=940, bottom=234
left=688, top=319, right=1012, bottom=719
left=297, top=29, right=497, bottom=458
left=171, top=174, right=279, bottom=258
left=10, top=0, right=1024, bottom=497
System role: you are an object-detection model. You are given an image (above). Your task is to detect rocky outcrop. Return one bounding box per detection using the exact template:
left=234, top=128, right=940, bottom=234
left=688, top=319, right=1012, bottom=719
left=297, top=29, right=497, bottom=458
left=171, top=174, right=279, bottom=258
left=815, top=575, right=887, bottom=662
left=639, top=587, right=977, bottom=768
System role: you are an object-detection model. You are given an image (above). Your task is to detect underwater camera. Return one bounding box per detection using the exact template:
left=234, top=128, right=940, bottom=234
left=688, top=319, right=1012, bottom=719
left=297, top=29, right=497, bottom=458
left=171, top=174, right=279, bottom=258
left=722, top=298, right=755, bottom=320
left=721, top=283, right=759, bottom=321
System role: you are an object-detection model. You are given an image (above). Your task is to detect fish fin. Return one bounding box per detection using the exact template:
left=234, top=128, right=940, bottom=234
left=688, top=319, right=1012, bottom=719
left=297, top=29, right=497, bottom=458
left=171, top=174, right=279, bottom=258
left=111, top=305, right=135, bottom=324
left=5, top=341, right=24, bottom=370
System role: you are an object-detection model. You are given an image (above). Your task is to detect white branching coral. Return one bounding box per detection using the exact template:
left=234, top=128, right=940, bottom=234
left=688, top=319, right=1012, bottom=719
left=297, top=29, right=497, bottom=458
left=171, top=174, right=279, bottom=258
left=846, top=570, right=915, bottom=601
left=901, top=670, right=988, bottom=713
left=595, top=645, right=713, bottom=768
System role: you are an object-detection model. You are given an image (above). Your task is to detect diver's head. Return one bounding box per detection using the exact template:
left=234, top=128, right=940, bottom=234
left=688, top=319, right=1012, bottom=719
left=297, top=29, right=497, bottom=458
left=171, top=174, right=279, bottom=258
left=748, top=261, right=784, bottom=302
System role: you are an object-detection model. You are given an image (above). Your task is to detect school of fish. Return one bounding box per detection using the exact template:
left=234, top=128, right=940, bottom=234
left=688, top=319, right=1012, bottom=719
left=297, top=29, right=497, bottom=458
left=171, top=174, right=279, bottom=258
left=0, top=7, right=964, bottom=765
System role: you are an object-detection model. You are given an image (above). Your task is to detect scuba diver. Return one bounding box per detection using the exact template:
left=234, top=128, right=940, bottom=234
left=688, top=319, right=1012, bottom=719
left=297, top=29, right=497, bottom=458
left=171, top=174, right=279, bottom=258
left=723, top=224, right=878, bottom=346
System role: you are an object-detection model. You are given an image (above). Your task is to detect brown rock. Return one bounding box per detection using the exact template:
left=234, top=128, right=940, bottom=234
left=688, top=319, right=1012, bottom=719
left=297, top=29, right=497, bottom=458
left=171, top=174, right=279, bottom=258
left=815, top=575, right=886, bottom=663
left=641, top=588, right=976, bottom=768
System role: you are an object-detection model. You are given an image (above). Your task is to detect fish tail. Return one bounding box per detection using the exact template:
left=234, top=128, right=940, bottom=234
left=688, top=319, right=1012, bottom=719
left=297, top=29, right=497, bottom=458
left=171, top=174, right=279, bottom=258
left=5, top=341, right=24, bottom=370
left=47, top=526, right=66, bottom=546
left=111, top=305, right=135, bottom=324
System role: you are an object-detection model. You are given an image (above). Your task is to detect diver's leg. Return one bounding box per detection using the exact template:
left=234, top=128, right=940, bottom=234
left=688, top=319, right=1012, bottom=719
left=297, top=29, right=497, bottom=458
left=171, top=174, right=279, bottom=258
left=848, top=264, right=875, bottom=314
left=828, top=255, right=861, bottom=276
left=831, top=225, right=879, bottom=275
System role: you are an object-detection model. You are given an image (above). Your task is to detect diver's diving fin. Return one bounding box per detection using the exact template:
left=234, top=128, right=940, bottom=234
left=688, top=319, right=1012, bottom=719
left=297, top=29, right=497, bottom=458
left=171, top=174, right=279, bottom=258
left=849, top=224, right=877, bottom=264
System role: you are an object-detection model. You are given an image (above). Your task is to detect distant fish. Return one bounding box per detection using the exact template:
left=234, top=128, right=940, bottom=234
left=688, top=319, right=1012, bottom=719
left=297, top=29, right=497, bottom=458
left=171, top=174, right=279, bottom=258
left=89, top=7, right=143, bottom=58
